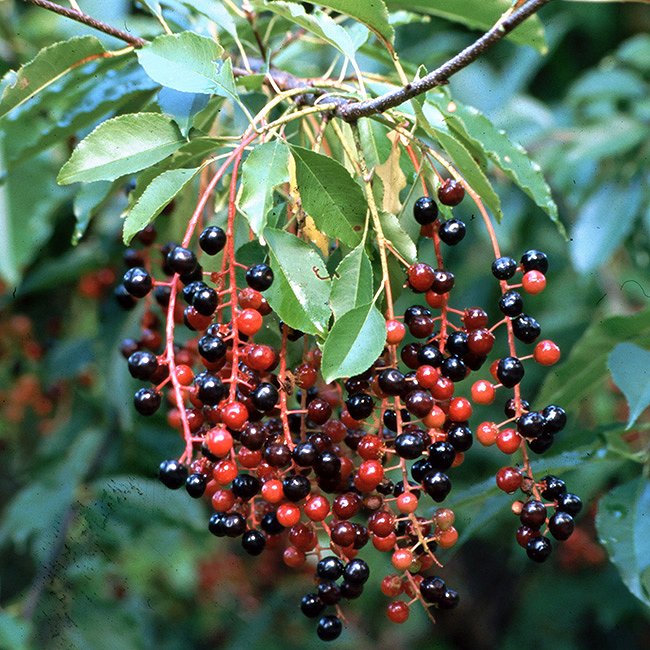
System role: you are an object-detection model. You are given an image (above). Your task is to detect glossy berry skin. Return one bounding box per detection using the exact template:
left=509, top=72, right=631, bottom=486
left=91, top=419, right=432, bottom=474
left=491, top=256, right=517, bottom=280
left=246, top=264, right=274, bottom=291
left=127, top=351, right=158, bottom=381
left=517, top=411, right=546, bottom=439
left=198, top=335, right=227, bottom=362
left=317, top=556, right=344, bottom=580
left=196, top=373, right=226, bottom=406
left=395, top=432, right=425, bottom=460
left=185, top=473, right=207, bottom=498
left=428, top=441, right=456, bottom=470
left=526, top=536, right=552, bottom=562
left=541, top=475, right=566, bottom=500
left=123, top=267, right=152, bottom=298
left=521, top=249, right=549, bottom=274
left=418, top=345, right=443, bottom=368
left=512, top=314, right=541, bottom=344
left=344, top=558, right=370, bottom=584
left=446, top=424, right=473, bottom=452
left=250, top=382, right=279, bottom=412
left=167, top=245, right=198, bottom=275
left=441, top=356, right=467, bottom=382
left=192, top=287, right=218, bottom=316
left=496, top=357, right=525, bottom=388
left=542, top=404, right=567, bottom=434
left=423, top=471, right=451, bottom=502
left=114, top=284, right=137, bottom=310
left=556, top=492, right=582, bottom=516
left=496, top=467, right=522, bottom=493
left=522, top=270, right=546, bottom=294
left=317, top=615, right=342, bottom=641
left=159, top=459, right=188, bottom=489
left=534, top=340, right=561, bottom=366
left=413, top=196, right=439, bottom=225
left=301, top=593, right=325, bottom=618
left=549, top=511, right=574, bottom=540
left=520, top=500, right=547, bottom=529
left=407, top=263, right=435, bottom=292
left=431, top=269, right=455, bottom=294
left=282, top=474, right=311, bottom=502
left=241, top=530, right=266, bottom=555
left=437, top=179, right=465, bottom=206
left=499, top=290, right=524, bottom=317
left=134, top=388, right=161, bottom=415
left=438, top=588, right=460, bottom=609
left=345, top=393, right=374, bottom=420
left=378, top=369, right=406, bottom=396
left=439, top=219, right=466, bottom=245
left=386, top=601, right=410, bottom=623
left=420, top=576, right=446, bottom=603
left=199, top=226, right=226, bottom=255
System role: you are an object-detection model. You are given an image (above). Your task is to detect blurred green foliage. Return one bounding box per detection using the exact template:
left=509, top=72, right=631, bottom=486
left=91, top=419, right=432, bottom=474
left=0, top=1, right=649, bottom=649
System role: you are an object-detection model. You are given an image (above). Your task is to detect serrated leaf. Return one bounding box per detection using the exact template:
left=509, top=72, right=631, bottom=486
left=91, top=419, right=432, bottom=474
left=307, top=0, right=394, bottom=44
left=123, top=167, right=200, bottom=244
left=290, top=145, right=368, bottom=247
left=537, top=308, right=650, bottom=410
left=597, top=477, right=650, bottom=609
left=0, top=36, right=105, bottom=118
left=262, top=1, right=361, bottom=60
left=608, top=343, right=650, bottom=428
left=321, top=302, right=386, bottom=383
left=380, top=210, right=417, bottom=264
left=263, top=228, right=331, bottom=335
left=330, top=244, right=374, bottom=319
left=427, top=92, right=561, bottom=233
left=417, top=103, right=502, bottom=220
left=136, top=32, right=237, bottom=100
left=385, top=0, right=547, bottom=52
left=57, top=113, right=184, bottom=184
left=238, top=140, right=290, bottom=235
left=570, top=180, right=642, bottom=273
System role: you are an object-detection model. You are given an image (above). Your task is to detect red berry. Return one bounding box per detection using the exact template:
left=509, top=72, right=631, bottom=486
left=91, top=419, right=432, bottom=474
left=425, top=290, right=447, bottom=309
left=496, top=428, right=523, bottom=454
left=534, top=340, right=561, bottom=366
left=522, top=270, right=546, bottom=294
left=261, top=479, right=284, bottom=503
left=386, top=319, right=406, bottom=345
left=396, top=492, right=418, bottom=514
left=496, top=466, right=523, bottom=493
left=471, top=379, right=495, bottom=405
left=467, top=328, right=495, bottom=355
left=381, top=575, right=403, bottom=597
left=221, top=401, right=249, bottom=430
left=206, top=427, right=233, bottom=457
left=391, top=548, right=413, bottom=571
left=448, top=397, right=472, bottom=422
left=431, top=376, right=454, bottom=401
left=304, top=495, right=330, bottom=521
left=416, top=364, right=439, bottom=389
left=387, top=601, right=410, bottom=624
left=237, top=308, right=263, bottom=336
left=213, top=459, right=237, bottom=484
left=476, top=421, right=498, bottom=446
left=462, top=307, right=489, bottom=330
left=175, top=364, right=194, bottom=386
left=277, top=503, right=301, bottom=527
left=407, top=263, right=435, bottom=292
left=438, top=178, right=465, bottom=206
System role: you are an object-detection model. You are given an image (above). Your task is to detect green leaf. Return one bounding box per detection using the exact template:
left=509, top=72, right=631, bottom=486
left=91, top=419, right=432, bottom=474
left=123, top=167, right=200, bottom=244
left=321, top=302, right=386, bottom=383
left=307, top=0, right=394, bottom=44
left=427, top=92, right=562, bottom=234
left=238, top=140, right=290, bottom=235
left=608, top=343, right=650, bottom=428
left=617, top=34, right=650, bottom=72
left=263, top=228, right=331, bottom=335
left=380, top=210, right=417, bottom=263
left=418, top=103, right=502, bottom=220
left=385, top=0, right=547, bottom=52
left=136, top=32, right=237, bottom=100
left=181, top=0, right=239, bottom=38
left=568, top=117, right=647, bottom=163
left=141, top=0, right=163, bottom=19
left=0, top=36, right=105, bottom=118
left=597, top=477, right=650, bottom=609
left=569, top=68, right=646, bottom=104
left=0, top=136, right=71, bottom=285
left=0, top=610, right=32, bottom=650
left=157, top=87, right=210, bottom=137
left=72, top=181, right=113, bottom=245
left=330, top=243, right=374, bottom=319
left=262, top=1, right=361, bottom=60
left=290, top=146, right=368, bottom=247
left=537, top=309, right=650, bottom=410
left=57, top=113, right=185, bottom=184
left=570, top=180, right=642, bottom=273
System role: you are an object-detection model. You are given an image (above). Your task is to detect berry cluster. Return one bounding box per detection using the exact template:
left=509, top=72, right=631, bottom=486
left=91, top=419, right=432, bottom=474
left=113, top=158, right=578, bottom=641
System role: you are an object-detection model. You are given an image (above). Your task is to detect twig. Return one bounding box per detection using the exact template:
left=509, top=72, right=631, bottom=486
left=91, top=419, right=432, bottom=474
left=24, top=0, right=550, bottom=122
left=335, top=0, right=551, bottom=121
left=22, top=0, right=146, bottom=47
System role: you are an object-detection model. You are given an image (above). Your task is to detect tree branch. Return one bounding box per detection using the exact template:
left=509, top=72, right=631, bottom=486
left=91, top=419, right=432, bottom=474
left=336, top=0, right=551, bottom=122
left=22, top=0, right=146, bottom=47
left=23, top=0, right=550, bottom=123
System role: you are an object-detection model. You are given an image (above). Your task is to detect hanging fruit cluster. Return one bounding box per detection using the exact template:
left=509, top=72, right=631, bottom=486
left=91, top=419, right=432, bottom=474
left=114, top=149, right=580, bottom=642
